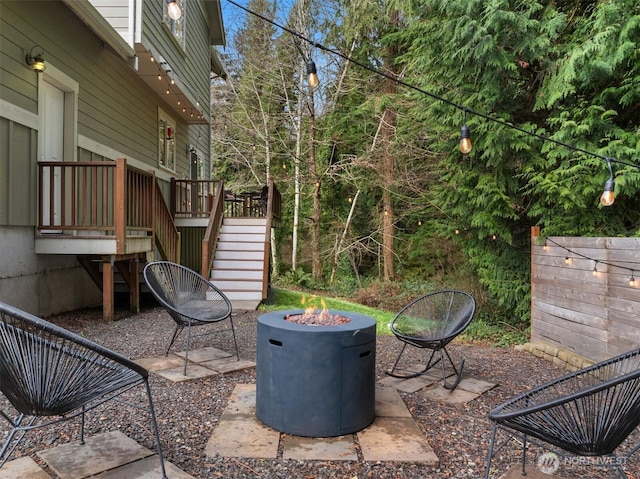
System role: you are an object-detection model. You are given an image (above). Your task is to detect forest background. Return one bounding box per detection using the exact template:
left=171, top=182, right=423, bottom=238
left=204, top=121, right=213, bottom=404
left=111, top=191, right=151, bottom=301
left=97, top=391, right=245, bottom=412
left=212, top=0, right=640, bottom=339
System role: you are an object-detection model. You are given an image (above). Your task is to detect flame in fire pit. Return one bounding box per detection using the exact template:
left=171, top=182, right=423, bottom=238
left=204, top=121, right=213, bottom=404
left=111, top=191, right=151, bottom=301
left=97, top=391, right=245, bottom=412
left=285, top=296, right=351, bottom=326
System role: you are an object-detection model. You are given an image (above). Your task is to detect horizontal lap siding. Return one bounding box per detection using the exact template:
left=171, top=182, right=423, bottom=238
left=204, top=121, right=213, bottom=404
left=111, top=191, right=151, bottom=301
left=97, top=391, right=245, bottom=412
left=531, top=233, right=640, bottom=362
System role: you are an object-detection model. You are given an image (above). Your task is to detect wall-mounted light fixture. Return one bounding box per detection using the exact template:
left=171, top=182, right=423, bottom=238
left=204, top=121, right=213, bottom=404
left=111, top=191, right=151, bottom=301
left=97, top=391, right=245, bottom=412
left=26, top=46, right=46, bottom=73
left=167, top=0, right=182, bottom=20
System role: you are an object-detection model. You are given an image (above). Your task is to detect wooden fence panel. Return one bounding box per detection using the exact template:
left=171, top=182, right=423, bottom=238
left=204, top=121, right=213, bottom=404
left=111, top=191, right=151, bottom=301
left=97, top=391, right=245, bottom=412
left=531, top=229, right=640, bottom=362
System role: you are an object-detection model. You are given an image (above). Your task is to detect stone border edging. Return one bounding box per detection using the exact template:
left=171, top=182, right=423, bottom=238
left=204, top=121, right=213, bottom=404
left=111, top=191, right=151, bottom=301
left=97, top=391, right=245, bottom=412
left=515, top=341, right=594, bottom=371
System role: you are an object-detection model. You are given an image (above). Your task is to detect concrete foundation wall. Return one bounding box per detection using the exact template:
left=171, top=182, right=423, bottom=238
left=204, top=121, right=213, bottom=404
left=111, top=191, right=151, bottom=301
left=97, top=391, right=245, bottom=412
left=0, top=226, right=101, bottom=317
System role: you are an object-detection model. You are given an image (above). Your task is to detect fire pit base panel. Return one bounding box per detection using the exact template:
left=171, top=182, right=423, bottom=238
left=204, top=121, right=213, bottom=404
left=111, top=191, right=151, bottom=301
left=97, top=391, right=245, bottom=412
left=256, top=310, right=376, bottom=437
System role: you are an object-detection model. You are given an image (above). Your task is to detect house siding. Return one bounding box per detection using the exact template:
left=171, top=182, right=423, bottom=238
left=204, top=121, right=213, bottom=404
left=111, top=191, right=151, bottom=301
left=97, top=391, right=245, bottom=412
left=0, top=0, right=218, bottom=316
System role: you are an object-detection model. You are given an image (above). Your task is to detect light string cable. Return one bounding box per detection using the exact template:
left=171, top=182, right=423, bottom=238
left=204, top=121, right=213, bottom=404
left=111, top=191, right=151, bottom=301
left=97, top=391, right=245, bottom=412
left=225, top=0, right=640, bottom=172
left=544, top=236, right=638, bottom=283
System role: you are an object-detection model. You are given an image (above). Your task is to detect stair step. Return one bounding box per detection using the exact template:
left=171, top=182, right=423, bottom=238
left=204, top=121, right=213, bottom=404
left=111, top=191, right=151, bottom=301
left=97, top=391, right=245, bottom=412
left=225, top=291, right=264, bottom=301
left=219, top=233, right=266, bottom=243
left=212, top=269, right=263, bottom=280
left=211, top=279, right=263, bottom=291
left=223, top=217, right=267, bottom=227
left=221, top=225, right=268, bottom=234
left=216, top=242, right=264, bottom=251
left=213, top=259, right=263, bottom=270
left=215, top=250, right=264, bottom=260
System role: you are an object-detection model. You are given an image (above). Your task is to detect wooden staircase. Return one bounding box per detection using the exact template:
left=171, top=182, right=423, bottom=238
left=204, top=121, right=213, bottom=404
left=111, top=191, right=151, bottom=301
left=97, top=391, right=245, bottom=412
left=209, top=217, right=268, bottom=311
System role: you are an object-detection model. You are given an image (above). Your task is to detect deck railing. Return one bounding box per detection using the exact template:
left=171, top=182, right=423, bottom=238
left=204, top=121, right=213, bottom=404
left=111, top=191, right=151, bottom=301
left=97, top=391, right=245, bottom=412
left=38, top=159, right=153, bottom=251
left=37, top=158, right=180, bottom=258
left=201, top=180, right=225, bottom=278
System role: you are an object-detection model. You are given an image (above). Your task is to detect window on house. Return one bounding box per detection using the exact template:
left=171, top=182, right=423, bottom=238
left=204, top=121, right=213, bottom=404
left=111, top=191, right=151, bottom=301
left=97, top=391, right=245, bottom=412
left=163, top=0, right=185, bottom=48
left=159, top=112, right=176, bottom=171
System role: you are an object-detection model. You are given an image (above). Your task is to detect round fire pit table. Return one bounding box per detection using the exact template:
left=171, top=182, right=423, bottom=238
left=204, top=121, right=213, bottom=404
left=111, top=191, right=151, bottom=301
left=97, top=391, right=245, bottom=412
left=256, top=309, right=376, bottom=437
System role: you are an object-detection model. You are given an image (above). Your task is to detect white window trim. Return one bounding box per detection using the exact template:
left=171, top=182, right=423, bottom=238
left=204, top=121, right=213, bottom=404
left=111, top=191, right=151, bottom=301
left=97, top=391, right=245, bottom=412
left=158, top=108, right=177, bottom=172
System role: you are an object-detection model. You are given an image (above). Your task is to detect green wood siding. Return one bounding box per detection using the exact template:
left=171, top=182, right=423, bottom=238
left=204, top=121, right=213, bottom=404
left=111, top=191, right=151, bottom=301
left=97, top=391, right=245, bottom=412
left=0, top=118, right=37, bottom=226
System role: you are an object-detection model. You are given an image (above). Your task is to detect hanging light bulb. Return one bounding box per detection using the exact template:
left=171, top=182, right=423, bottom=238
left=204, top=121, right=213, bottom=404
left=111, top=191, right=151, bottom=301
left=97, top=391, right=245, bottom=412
left=592, top=262, right=598, bottom=276
left=565, top=256, right=572, bottom=265
left=306, top=60, right=319, bottom=88
left=600, top=158, right=615, bottom=206
left=600, top=178, right=615, bottom=206
left=459, top=125, right=472, bottom=154
left=166, top=0, right=182, bottom=20
left=630, top=273, right=636, bottom=287
left=157, top=71, right=162, bottom=81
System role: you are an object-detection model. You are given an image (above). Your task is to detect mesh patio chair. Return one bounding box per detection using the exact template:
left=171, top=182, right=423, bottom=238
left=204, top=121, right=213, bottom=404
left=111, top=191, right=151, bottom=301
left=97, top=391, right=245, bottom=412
left=386, top=290, right=476, bottom=390
left=143, top=261, right=239, bottom=375
left=0, top=301, right=167, bottom=478
left=485, top=347, right=640, bottom=478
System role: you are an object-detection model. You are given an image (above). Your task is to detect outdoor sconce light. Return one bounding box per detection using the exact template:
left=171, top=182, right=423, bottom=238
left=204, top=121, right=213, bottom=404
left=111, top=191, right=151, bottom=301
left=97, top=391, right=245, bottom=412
left=167, top=0, right=182, bottom=20
left=306, top=60, right=319, bottom=89
left=26, top=46, right=46, bottom=73
left=600, top=158, right=615, bottom=206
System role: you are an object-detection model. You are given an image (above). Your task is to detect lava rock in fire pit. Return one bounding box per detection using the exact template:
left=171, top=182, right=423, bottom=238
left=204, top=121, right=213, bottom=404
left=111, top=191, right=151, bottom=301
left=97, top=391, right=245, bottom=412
left=285, top=309, right=351, bottom=326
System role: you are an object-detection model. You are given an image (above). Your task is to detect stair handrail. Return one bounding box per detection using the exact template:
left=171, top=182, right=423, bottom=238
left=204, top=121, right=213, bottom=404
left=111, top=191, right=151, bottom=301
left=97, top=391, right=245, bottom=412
left=152, top=174, right=180, bottom=263
left=201, top=180, right=225, bottom=278
left=262, top=178, right=281, bottom=298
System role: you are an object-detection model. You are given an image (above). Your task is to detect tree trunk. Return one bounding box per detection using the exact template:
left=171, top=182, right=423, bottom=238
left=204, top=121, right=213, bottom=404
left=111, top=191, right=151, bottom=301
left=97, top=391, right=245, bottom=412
left=308, top=90, right=323, bottom=281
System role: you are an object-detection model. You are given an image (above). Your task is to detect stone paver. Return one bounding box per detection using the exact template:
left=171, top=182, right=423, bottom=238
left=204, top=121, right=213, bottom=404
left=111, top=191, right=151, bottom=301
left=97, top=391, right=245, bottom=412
left=175, top=346, right=231, bottom=363
left=358, top=416, right=439, bottom=464
left=0, top=456, right=51, bottom=479
left=92, top=455, right=195, bottom=479
left=134, top=354, right=184, bottom=371
left=456, top=377, right=497, bottom=395
left=282, top=435, right=358, bottom=461
left=153, top=364, right=219, bottom=382
left=375, top=385, right=412, bottom=417
left=37, top=431, right=153, bottom=479
left=205, top=384, right=280, bottom=459
left=200, top=357, right=256, bottom=373
left=497, top=464, right=565, bottom=479
left=421, top=385, right=481, bottom=404
left=140, top=347, right=256, bottom=382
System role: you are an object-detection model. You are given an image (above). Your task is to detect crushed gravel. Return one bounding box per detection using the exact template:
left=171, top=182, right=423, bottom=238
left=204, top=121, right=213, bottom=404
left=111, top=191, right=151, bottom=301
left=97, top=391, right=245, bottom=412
left=1, top=302, right=639, bottom=478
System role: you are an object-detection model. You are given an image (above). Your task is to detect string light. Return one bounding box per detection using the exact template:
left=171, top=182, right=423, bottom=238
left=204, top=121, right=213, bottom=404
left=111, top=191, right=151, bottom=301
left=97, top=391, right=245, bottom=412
left=224, top=0, right=640, bottom=204
left=543, top=237, right=638, bottom=287
left=306, top=60, right=319, bottom=88
left=459, top=109, right=472, bottom=154
left=600, top=158, right=616, bottom=207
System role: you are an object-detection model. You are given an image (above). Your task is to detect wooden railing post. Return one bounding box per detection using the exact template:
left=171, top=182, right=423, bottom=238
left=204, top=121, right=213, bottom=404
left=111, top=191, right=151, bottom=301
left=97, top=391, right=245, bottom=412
left=114, top=158, right=127, bottom=254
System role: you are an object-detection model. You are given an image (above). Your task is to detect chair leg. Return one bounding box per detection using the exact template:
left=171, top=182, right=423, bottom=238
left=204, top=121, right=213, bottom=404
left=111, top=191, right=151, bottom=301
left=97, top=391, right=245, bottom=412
left=0, top=414, right=34, bottom=468
left=144, top=380, right=168, bottom=479
left=80, top=405, right=86, bottom=445
left=182, top=322, right=193, bottom=376
left=386, top=344, right=441, bottom=379
left=484, top=422, right=499, bottom=479
left=165, top=324, right=183, bottom=357
left=230, top=315, right=240, bottom=361
left=441, top=348, right=465, bottom=390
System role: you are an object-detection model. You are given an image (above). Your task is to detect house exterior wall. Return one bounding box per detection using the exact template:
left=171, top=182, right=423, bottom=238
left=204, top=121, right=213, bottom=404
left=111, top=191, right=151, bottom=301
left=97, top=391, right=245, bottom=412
left=0, top=0, right=221, bottom=316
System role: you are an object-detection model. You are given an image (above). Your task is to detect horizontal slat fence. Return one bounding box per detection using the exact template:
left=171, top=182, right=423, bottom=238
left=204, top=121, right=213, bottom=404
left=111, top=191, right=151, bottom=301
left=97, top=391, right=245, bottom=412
left=531, top=228, right=640, bottom=362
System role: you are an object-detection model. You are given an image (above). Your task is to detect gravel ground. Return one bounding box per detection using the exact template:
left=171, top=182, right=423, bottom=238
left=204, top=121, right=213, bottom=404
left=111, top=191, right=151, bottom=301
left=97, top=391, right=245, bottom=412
left=2, top=302, right=640, bottom=479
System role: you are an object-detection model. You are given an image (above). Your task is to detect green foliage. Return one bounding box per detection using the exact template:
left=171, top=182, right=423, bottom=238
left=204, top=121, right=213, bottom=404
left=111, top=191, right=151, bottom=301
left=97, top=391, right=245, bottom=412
left=261, top=288, right=396, bottom=335
left=276, top=268, right=313, bottom=288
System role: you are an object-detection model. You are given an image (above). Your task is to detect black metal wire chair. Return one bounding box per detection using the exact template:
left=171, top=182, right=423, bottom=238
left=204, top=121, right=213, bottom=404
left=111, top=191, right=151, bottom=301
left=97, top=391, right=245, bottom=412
left=143, top=261, right=239, bottom=375
left=386, top=290, right=476, bottom=389
left=0, top=301, right=167, bottom=477
left=485, top=347, right=640, bottom=478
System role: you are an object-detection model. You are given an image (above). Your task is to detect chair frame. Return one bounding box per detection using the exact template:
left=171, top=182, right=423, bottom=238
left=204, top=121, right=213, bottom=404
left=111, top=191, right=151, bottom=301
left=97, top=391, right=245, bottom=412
left=386, top=290, right=475, bottom=390
left=0, top=301, right=167, bottom=478
left=143, top=261, right=239, bottom=375
left=485, top=347, right=640, bottom=478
